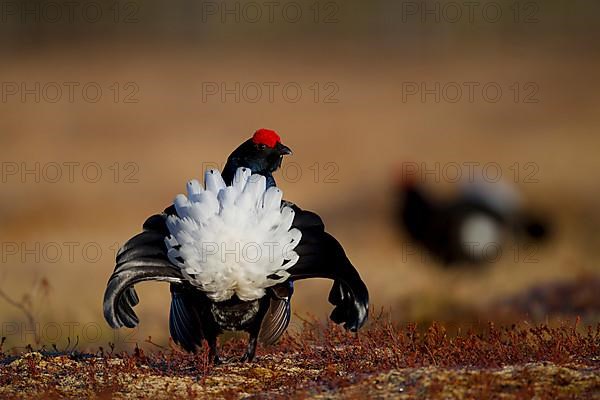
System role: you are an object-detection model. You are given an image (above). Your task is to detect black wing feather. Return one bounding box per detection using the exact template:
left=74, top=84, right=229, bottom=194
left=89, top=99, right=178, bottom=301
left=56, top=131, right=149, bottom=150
left=169, top=285, right=210, bottom=352
left=103, top=214, right=184, bottom=329
left=105, top=206, right=212, bottom=353
left=259, top=283, right=293, bottom=345
left=288, top=205, right=369, bottom=331
left=259, top=298, right=291, bottom=345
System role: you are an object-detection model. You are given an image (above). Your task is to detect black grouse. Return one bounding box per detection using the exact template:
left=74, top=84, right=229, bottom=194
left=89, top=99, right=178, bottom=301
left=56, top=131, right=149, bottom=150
left=103, top=129, right=369, bottom=363
left=397, top=173, right=549, bottom=265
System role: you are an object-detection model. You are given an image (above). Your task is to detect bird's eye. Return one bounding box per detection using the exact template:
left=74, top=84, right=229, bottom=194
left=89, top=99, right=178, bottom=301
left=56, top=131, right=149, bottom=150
left=257, top=143, right=266, bottom=150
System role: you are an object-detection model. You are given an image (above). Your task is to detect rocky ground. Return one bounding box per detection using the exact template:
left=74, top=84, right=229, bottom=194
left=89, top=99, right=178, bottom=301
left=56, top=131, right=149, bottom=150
left=1, top=320, right=598, bottom=399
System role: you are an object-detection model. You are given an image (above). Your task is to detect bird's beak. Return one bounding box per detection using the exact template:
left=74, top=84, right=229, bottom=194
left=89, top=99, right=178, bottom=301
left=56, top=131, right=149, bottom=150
left=276, top=142, right=293, bottom=155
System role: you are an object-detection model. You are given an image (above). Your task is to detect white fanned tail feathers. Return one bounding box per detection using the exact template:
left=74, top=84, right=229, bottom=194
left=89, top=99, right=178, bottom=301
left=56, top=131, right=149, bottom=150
left=164, top=167, right=301, bottom=302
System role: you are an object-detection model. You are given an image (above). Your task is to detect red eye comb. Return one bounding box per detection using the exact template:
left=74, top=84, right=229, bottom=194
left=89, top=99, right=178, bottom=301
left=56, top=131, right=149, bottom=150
left=252, top=129, right=281, bottom=148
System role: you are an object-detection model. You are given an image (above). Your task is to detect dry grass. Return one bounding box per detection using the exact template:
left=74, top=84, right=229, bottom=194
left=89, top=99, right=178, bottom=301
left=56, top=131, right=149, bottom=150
left=1, top=316, right=599, bottom=399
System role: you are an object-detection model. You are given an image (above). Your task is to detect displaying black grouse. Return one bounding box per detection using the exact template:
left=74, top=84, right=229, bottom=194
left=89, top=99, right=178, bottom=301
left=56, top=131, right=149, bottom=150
left=103, top=129, right=369, bottom=363
left=397, top=173, right=549, bottom=265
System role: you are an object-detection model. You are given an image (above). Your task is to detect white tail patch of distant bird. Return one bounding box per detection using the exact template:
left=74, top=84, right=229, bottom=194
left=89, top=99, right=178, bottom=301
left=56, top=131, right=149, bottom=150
left=459, top=214, right=501, bottom=261
left=164, top=167, right=301, bottom=302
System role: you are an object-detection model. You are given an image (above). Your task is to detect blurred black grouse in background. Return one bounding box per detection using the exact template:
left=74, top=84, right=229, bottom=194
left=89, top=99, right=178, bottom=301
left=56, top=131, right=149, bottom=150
left=104, top=129, right=369, bottom=363
left=397, top=170, right=549, bottom=266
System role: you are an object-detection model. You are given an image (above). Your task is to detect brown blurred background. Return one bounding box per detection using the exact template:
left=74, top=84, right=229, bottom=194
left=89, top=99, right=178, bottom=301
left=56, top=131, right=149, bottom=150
left=1, top=0, right=599, bottom=350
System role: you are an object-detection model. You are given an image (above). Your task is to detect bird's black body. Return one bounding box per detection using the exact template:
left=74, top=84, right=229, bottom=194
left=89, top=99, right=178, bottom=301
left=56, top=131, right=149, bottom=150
left=400, top=184, right=503, bottom=264
left=104, top=130, right=369, bottom=363
left=398, top=182, right=549, bottom=265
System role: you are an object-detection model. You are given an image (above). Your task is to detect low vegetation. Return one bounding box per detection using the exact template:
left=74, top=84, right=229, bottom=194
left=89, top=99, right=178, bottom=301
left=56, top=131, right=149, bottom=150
left=1, top=316, right=599, bottom=399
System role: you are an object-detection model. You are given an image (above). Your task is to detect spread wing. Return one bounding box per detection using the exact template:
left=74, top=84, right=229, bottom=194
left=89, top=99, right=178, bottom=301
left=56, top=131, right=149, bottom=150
left=104, top=202, right=369, bottom=338
left=103, top=213, right=185, bottom=329
left=287, top=204, right=369, bottom=331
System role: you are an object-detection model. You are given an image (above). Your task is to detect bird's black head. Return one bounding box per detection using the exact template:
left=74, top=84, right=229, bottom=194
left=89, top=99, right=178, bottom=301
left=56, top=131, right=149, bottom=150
left=223, top=129, right=292, bottom=184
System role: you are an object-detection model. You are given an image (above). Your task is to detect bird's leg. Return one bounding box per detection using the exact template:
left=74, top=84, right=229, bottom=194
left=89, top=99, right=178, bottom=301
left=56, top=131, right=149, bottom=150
left=240, top=331, right=259, bottom=362
left=207, top=337, right=222, bottom=365
left=239, top=296, right=271, bottom=362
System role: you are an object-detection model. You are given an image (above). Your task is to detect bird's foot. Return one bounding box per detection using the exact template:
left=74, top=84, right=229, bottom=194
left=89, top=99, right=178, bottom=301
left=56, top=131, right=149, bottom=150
left=212, top=355, right=224, bottom=365
left=218, top=353, right=255, bottom=364
left=238, top=352, right=256, bottom=363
